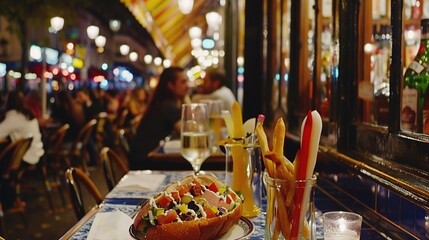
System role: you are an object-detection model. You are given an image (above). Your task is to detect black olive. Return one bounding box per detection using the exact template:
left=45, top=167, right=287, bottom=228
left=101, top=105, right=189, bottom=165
left=187, top=200, right=199, bottom=212
left=218, top=207, right=227, bottom=216
left=168, top=201, right=175, bottom=209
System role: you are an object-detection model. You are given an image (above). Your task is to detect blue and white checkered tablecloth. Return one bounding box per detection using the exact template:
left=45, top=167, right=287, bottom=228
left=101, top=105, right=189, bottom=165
left=68, top=171, right=324, bottom=239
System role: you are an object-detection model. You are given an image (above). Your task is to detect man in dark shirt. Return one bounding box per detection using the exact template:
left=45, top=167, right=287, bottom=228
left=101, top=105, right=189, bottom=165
left=129, top=67, right=189, bottom=170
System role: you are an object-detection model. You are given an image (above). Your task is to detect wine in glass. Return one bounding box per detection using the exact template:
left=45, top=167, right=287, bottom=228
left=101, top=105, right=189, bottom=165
left=199, top=99, right=225, bottom=153
left=180, top=103, right=211, bottom=174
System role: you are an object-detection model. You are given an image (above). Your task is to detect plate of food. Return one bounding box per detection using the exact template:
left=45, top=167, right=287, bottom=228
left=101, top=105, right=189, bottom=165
left=129, top=174, right=249, bottom=240
left=130, top=216, right=253, bottom=240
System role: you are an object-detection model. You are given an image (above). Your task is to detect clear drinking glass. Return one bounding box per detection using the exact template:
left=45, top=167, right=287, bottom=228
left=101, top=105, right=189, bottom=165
left=180, top=103, right=211, bottom=174
left=225, top=140, right=262, bottom=218
left=199, top=99, right=226, bottom=153
left=322, top=211, right=362, bottom=240
left=264, top=172, right=317, bottom=240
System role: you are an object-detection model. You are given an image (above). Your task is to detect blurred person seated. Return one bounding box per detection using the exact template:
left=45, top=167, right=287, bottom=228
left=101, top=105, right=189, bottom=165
left=23, top=90, right=42, bottom=120
left=75, top=88, right=106, bottom=166
left=75, top=88, right=105, bottom=122
left=129, top=67, right=188, bottom=170
left=24, top=90, right=54, bottom=128
left=51, top=90, right=85, bottom=141
left=0, top=91, right=44, bottom=209
left=192, top=68, right=236, bottom=111
left=118, top=89, right=132, bottom=110
left=104, top=89, right=120, bottom=117
left=124, top=87, right=149, bottom=128
left=0, top=91, right=44, bottom=165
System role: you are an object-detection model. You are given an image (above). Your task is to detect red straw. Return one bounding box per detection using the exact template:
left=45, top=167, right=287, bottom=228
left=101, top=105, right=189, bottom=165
left=290, top=111, right=313, bottom=239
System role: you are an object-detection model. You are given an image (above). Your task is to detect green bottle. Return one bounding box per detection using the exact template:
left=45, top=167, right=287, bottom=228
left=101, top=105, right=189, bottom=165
left=402, top=19, right=429, bottom=133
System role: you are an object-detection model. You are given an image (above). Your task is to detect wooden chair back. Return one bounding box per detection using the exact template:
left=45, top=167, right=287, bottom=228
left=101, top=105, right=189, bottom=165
left=0, top=137, right=33, bottom=236
left=0, top=137, right=33, bottom=175
left=116, top=108, right=129, bottom=129
left=65, top=167, right=103, bottom=220
left=100, top=147, right=129, bottom=190
left=71, top=119, right=97, bottom=153
left=129, top=114, right=143, bottom=134
left=47, top=123, right=70, bottom=159
left=116, top=128, right=134, bottom=155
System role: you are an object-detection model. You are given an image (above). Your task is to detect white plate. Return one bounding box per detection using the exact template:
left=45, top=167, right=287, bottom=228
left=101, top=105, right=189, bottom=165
left=217, top=217, right=254, bottom=239
left=129, top=217, right=254, bottom=240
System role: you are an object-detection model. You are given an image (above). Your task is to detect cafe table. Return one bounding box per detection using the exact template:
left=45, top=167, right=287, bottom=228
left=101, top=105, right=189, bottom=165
left=60, top=170, right=268, bottom=240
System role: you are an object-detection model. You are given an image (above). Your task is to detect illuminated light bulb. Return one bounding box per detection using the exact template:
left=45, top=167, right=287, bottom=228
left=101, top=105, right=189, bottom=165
left=129, top=52, right=138, bottom=62
left=178, top=0, right=193, bottom=14
left=50, top=16, right=64, bottom=33
left=87, top=25, right=99, bottom=40
left=119, top=44, right=130, bottom=55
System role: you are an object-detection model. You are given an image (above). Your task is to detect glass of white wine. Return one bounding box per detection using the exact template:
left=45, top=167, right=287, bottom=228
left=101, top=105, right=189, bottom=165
left=180, top=103, right=211, bottom=174
left=199, top=99, right=225, bottom=153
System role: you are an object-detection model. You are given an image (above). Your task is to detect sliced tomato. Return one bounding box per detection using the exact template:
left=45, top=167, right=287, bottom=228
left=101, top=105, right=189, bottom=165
left=178, top=185, right=189, bottom=196
left=203, top=206, right=217, bottom=219
left=158, top=195, right=172, bottom=209
left=171, top=191, right=180, bottom=202
left=208, top=183, right=218, bottom=193
left=225, top=195, right=232, bottom=204
left=157, top=210, right=178, bottom=225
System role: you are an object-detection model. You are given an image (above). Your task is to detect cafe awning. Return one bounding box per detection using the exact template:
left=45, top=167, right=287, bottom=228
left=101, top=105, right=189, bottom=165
left=120, top=0, right=220, bottom=68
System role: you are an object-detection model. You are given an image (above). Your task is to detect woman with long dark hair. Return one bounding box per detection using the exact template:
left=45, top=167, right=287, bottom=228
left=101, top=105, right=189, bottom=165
left=0, top=90, right=44, bottom=165
left=129, top=67, right=189, bottom=170
left=0, top=91, right=45, bottom=210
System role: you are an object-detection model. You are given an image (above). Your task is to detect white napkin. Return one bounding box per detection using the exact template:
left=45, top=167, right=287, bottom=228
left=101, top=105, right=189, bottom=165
left=243, top=118, right=256, bottom=135
left=115, top=173, right=166, bottom=191
left=163, top=140, right=181, bottom=153
left=87, top=211, right=134, bottom=240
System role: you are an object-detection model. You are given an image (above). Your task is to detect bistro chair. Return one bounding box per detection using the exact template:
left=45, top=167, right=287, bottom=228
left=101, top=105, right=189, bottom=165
left=129, top=114, right=143, bottom=134
left=115, top=127, right=134, bottom=156
left=45, top=123, right=70, bottom=164
left=65, top=167, right=103, bottom=220
left=115, top=108, right=129, bottom=130
left=95, top=112, right=115, bottom=149
left=60, top=119, right=97, bottom=174
left=100, top=147, right=129, bottom=190
left=0, top=137, right=33, bottom=236
left=44, top=123, right=70, bottom=208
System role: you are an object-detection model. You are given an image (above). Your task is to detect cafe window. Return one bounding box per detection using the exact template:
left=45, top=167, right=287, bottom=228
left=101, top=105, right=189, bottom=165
left=285, top=0, right=338, bottom=145
left=283, top=0, right=429, bottom=170
left=359, top=0, right=392, bottom=126
left=279, top=1, right=428, bottom=238
left=353, top=0, right=428, bottom=171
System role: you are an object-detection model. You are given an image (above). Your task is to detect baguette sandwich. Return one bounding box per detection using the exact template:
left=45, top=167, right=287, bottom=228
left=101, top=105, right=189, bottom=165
left=131, top=175, right=243, bottom=240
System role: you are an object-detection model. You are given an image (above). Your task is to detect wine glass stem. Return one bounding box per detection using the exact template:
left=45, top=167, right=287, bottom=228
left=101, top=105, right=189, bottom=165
left=193, top=164, right=201, bottom=175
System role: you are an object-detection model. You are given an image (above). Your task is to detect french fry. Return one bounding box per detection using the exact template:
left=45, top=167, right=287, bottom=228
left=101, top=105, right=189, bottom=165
left=277, top=193, right=291, bottom=238
left=265, top=152, right=294, bottom=181
left=273, top=218, right=281, bottom=240
left=274, top=118, right=296, bottom=174
left=273, top=118, right=285, bottom=155
left=258, top=118, right=295, bottom=238
left=258, top=113, right=319, bottom=240
left=273, top=204, right=282, bottom=240
left=266, top=186, right=276, bottom=228
left=255, top=123, right=275, bottom=177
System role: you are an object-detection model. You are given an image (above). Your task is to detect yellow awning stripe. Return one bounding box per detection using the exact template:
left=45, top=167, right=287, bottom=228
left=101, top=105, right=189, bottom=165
left=120, top=0, right=215, bottom=66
